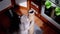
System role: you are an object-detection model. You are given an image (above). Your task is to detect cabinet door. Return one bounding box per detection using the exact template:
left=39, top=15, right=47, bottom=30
left=31, top=0, right=41, bottom=13
left=0, top=13, right=10, bottom=29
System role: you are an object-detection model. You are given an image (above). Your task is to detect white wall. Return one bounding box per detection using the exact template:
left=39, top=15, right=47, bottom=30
left=0, top=0, right=11, bottom=11
left=15, top=0, right=27, bottom=7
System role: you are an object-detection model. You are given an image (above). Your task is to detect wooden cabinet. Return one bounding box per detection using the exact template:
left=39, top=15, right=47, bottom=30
left=31, top=0, right=41, bottom=13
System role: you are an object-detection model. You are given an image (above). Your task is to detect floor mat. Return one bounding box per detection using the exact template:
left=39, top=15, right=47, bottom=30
left=34, top=24, right=43, bottom=34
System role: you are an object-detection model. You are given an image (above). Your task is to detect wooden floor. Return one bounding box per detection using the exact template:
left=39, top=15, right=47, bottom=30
left=15, top=6, right=58, bottom=34
left=34, top=15, right=58, bottom=34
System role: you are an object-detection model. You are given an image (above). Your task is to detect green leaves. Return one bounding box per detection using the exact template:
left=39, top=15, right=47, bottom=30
left=55, top=7, right=60, bottom=16
left=45, top=0, right=52, bottom=9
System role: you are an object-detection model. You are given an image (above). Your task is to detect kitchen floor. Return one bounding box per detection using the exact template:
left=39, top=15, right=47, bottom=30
left=34, top=23, right=43, bottom=34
